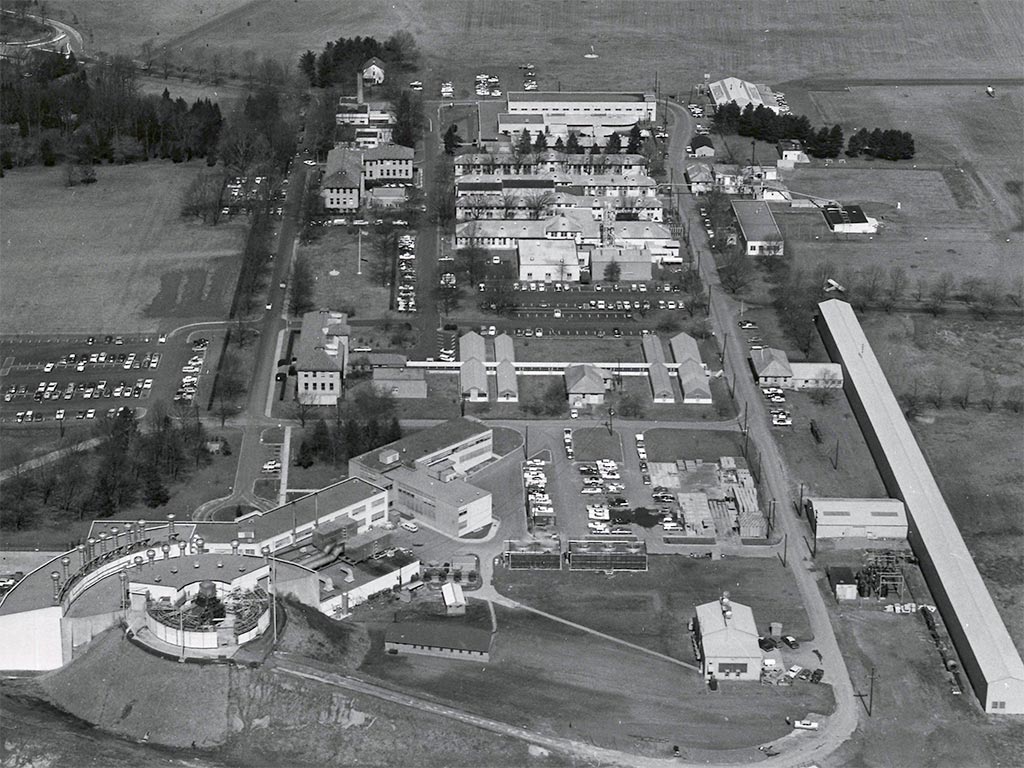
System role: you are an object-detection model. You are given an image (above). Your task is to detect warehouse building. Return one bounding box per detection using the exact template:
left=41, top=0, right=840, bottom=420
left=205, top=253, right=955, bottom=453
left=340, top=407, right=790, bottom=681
left=816, top=298, right=1024, bottom=714
left=805, top=497, right=908, bottom=540
left=694, top=595, right=762, bottom=681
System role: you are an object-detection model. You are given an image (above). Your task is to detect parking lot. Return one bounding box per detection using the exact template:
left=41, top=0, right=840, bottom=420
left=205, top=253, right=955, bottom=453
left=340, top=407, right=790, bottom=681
left=0, top=331, right=220, bottom=425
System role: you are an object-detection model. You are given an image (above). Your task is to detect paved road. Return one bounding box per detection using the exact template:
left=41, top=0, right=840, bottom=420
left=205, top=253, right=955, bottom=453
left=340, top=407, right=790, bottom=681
left=665, top=100, right=860, bottom=766
left=786, top=76, right=1024, bottom=90
left=0, top=437, right=102, bottom=482
left=193, top=160, right=309, bottom=521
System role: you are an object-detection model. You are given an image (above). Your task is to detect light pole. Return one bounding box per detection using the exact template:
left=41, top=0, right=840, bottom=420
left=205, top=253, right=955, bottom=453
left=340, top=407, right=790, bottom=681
left=261, top=546, right=277, bottom=644
left=356, top=228, right=363, bottom=276
left=606, top=407, right=615, bottom=436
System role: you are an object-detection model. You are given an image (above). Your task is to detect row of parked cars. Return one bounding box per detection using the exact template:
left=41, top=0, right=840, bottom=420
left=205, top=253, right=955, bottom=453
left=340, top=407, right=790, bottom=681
left=396, top=234, right=417, bottom=313
left=16, top=405, right=134, bottom=423
left=580, top=458, right=633, bottom=535
left=175, top=338, right=208, bottom=405
left=523, top=459, right=553, bottom=523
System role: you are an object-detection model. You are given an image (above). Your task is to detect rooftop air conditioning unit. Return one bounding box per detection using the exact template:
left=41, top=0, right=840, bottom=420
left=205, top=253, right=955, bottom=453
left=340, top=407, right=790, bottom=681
left=379, top=449, right=400, bottom=465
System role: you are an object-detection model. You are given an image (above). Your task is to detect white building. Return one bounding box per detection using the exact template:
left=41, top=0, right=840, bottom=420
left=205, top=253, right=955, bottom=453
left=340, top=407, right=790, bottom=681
left=295, top=310, right=349, bottom=406
left=805, top=497, right=908, bottom=540
left=518, top=239, right=581, bottom=282
left=499, top=91, right=658, bottom=146
left=694, top=596, right=762, bottom=681
left=361, top=57, right=385, bottom=84
left=321, top=148, right=362, bottom=212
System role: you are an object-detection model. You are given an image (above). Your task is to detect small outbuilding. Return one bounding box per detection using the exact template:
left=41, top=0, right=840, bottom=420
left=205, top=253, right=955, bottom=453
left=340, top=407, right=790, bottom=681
left=806, top=497, right=908, bottom=541
left=361, top=57, right=386, bottom=84
left=564, top=364, right=610, bottom=406
left=690, top=134, right=715, bottom=157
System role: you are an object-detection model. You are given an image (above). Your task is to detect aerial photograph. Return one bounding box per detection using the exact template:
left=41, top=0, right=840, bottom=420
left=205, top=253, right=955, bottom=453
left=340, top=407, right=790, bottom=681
left=1, top=1, right=1022, bottom=766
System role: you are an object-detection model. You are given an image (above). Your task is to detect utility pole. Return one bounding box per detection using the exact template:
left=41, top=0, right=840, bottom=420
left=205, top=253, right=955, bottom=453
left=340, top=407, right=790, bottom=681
left=356, top=228, right=362, bottom=275
left=743, top=401, right=749, bottom=434
left=832, top=439, right=840, bottom=470
left=868, top=667, right=876, bottom=716
left=782, top=533, right=788, bottom=567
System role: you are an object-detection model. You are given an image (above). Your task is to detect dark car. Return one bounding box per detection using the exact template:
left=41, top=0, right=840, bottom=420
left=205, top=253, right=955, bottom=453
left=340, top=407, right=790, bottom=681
left=758, top=636, right=778, bottom=652
left=810, top=669, right=824, bottom=684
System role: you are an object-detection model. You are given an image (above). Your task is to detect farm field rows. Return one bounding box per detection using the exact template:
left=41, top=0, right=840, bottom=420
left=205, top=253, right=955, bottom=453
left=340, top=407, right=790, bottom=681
left=0, top=163, right=244, bottom=334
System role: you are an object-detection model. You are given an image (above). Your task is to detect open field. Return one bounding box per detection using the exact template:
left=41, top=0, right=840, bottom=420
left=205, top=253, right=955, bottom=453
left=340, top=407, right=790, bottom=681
left=775, top=167, right=1020, bottom=284
left=571, top=426, right=623, bottom=462
left=360, top=602, right=832, bottom=757
left=128, top=0, right=1024, bottom=94
left=806, top=85, right=1024, bottom=231
left=494, top=555, right=814, bottom=656
left=824, top=597, right=1024, bottom=768
left=0, top=163, right=244, bottom=334
left=644, top=427, right=743, bottom=464
left=135, top=73, right=251, bottom=114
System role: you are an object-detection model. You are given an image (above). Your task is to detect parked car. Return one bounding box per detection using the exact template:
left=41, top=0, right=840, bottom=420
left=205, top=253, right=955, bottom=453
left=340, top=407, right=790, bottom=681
left=399, top=521, right=419, bottom=533
left=783, top=635, right=800, bottom=649
left=792, top=720, right=819, bottom=731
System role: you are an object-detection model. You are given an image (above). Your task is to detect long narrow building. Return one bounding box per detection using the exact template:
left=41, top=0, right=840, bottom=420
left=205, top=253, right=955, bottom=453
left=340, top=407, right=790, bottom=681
left=816, top=299, right=1024, bottom=714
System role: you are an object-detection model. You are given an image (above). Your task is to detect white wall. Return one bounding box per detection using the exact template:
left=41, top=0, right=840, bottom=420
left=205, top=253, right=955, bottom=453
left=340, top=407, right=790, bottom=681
left=0, top=606, right=64, bottom=670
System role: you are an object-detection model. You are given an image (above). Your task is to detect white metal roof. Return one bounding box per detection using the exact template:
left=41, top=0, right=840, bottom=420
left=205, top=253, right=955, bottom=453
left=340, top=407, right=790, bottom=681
left=695, top=599, right=760, bottom=660
left=818, top=299, right=1024, bottom=695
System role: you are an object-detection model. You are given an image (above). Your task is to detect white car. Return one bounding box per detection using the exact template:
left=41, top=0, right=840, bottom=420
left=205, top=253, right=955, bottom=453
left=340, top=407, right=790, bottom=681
left=303, top=159, right=317, bottom=166
left=581, top=486, right=603, bottom=495
left=588, top=509, right=610, bottom=521
left=400, top=521, right=419, bottom=533
left=792, top=720, right=819, bottom=731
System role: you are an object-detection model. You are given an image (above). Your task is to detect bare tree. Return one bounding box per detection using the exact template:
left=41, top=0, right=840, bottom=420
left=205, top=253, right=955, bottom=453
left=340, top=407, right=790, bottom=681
left=139, top=39, right=156, bottom=70
left=525, top=191, right=555, bottom=220
left=1009, top=273, right=1024, bottom=308
left=808, top=369, right=842, bottom=405
left=859, top=264, right=885, bottom=305
left=290, top=394, right=317, bottom=428
left=953, top=374, right=973, bottom=410
left=887, top=265, right=908, bottom=308
left=501, top=192, right=520, bottom=219
left=959, top=277, right=983, bottom=305
left=242, top=49, right=258, bottom=86
left=899, top=374, right=925, bottom=418
left=926, top=368, right=949, bottom=409
left=930, top=271, right=956, bottom=305
left=1002, top=384, right=1023, bottom=413
left=914, top=276, right=928, bottom=302
left=192, top=47, right=208, bottom=82
left=970, top=278, right=1004, bottom=319
left=979, top=373, right=1000, bottom=412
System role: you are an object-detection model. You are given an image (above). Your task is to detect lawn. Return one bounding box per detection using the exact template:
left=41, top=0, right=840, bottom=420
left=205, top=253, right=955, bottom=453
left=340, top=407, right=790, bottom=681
left=571, top=425, right=623, bottom=462
left=644, top=428, right=744, bottom=464
left=358, top=601, right=832, bottom=756
left=297, top=228, right=394, bottom=322
left=513, top=336, right=644, bottom=363
left=0, top=162, right=244, bottom=334
left=495, top=555, right=813, bottom=653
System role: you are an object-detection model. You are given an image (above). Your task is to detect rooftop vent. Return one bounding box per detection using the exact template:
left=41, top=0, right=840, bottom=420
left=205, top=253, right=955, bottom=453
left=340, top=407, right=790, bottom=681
left=379, top=448, right=400, bottom=465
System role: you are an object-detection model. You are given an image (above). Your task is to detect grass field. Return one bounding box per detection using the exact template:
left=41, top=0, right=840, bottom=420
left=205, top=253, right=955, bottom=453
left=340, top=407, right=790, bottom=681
left=776, top=166, right=1020, bottom=284
left=644, top=427, right=743, bottom=463
left=825, top=601, right=1024, bottom=768
left=807, top=85, right=1024, bottom=232
left=135, top=73, right=250, bottom=114
left=118, top=0, right=1024, bottom=94
left=571, top=426, right=623, bottom=462
left=0, top=162, right=244, bottom=334
left=495, top=555, right=814, bottom=655
left=359, top=602, right=831, bottom=756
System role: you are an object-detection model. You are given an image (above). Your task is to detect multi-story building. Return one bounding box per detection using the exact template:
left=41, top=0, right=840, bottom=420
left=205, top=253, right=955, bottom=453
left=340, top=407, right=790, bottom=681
left=295, top=309, right=349, bottom=406
left=321, top=149, right=362, bottom=212
left=498, top=91, right=658, bottom=145
left=361, top=144, right=414, bottom=182
left=348, top=417, right=494, bottom=537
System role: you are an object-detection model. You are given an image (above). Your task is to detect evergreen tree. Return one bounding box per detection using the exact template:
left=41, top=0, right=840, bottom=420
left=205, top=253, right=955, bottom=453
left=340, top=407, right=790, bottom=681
left=443, top=124, right=461, bottom=154
left=605, top=131, right=622, bottom=154
left=565, top=131, right=582, bottom=154
left=142, top=466, right=170, bottom=508
left=626, top=124, right=642, bottom=154
left=533, top=132, right=548, bottom=152
left=516, top=129, right=534, bottom=155
left=826, top=124, right=844, bottom=158
left=553, top=136, right=565, bottom=152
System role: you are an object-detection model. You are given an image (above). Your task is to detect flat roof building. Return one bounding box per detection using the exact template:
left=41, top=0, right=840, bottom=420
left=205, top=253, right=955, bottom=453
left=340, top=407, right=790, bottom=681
left=348, top=418, right=494, bottom=538
left=589, top=247, right=653, bottom=282
left=816, top=299, right=1024, bottom=714
left=384, top=621, right=492, bottom=662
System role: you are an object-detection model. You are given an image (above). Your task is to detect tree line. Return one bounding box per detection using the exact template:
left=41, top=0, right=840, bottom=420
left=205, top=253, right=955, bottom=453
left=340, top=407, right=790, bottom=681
left=0, top=53, right=224, bottom=171
left=0, top=404, right=220, bottom=533
left=711, top=100, right=915, bottom=161
left=298, top=32, right=420, bottom=89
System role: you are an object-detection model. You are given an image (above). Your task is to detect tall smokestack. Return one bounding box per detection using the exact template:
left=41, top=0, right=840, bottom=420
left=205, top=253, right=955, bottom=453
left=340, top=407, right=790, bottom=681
left=357, top=72, right=364, bottom=105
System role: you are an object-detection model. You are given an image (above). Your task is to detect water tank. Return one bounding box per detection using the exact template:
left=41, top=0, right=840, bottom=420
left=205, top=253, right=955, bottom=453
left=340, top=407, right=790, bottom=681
left=198, top=580, right=217, bottom=600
